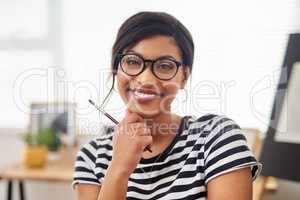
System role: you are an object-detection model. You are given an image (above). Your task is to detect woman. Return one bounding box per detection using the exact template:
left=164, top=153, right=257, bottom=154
left=73, top=11, right=262, bottom=200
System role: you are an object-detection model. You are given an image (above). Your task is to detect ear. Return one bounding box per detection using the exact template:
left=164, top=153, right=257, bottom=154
left=180, top=67, right=191, bottom=89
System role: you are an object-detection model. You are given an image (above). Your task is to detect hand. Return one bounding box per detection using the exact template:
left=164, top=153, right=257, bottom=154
left=110, top=108, right=153, bottom=177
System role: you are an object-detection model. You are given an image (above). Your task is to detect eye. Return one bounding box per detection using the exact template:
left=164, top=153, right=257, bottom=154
left=159, top=63, right=173, bottom=70
left=120, top=55, right=143, bottom=75
left=126, top=58, right=139, bottom=65
left=156, top=61, right=176, bottom=71
left=123, top=55, right=142, bottom=65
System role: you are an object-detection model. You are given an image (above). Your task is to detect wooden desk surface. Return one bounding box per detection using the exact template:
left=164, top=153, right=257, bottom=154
left=0, top=130, right=276, bottom=200
left=0, top=147, right=78, bottom=182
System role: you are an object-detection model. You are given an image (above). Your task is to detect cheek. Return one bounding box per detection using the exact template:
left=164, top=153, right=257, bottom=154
left=161, top=69, right=185, bottom=103
left=163, top=79, right=181, bottom=95
left=162, top=81, right=181, bottom=104
left=116, top=74, right=131, bottom=102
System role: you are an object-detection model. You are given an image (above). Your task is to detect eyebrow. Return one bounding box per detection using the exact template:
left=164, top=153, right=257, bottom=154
left=125, top=50, right=179, bottom=61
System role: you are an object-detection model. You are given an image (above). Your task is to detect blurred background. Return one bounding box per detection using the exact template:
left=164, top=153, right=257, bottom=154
left=0, top=0, right=299, bottom=199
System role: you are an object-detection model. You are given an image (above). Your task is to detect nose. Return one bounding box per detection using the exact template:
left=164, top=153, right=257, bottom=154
left=135, top=63, right=157, bottom=84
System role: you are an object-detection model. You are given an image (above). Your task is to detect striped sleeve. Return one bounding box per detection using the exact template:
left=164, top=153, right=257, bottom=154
left=203, top=115, right=262, bottom=185
left=72, top=139, right=101, bottom=189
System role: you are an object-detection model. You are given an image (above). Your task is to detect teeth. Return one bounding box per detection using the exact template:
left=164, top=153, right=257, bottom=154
left=134, top=91, right=156, bottom=98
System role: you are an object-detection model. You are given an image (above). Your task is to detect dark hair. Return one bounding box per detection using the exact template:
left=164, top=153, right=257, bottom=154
left=100, top=11, right=194, bottom=108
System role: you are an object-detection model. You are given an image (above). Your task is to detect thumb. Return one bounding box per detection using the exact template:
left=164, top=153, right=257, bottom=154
left=125, top=108, right=131, bottom=118
left=125, top=108, right=144, bottom=123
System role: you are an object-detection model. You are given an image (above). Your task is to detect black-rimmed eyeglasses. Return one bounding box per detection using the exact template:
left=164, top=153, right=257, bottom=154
left=117, top=53, right=183, bottom=81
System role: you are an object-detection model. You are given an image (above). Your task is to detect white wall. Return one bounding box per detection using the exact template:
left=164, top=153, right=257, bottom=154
left=0, top=130, right=76, bottom=200
left=62, top=0, right=300, bottom=134
left=1, top=0, right=299, bottom=132
left=1, top=0, right=300, bottom=199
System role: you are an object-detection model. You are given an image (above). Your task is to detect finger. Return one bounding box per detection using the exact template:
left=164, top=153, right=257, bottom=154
left=133, top=135, right=153, bottom=152
left=125, top=108, right=131, bottom=118
left=125, top=109, right=144, bottom=123
left=127, top=123, right=150, bottom=136
left=141, top=135, right=153, bottom=148
left=137, top=126, right=151, bottom=136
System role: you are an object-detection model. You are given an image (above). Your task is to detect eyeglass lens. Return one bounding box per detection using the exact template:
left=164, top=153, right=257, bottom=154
left=120, top=54, right=178, bottom=80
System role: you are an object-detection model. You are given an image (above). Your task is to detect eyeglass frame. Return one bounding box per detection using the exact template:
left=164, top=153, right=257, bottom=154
left=117, top=52, right=183, bottom=81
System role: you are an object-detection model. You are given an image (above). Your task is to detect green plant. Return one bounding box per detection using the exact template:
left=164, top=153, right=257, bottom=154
left=23, top=128, right=54, bottom=147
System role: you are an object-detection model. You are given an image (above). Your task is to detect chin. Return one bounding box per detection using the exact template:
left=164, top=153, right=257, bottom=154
left=129, top=105, right=161, bottom=118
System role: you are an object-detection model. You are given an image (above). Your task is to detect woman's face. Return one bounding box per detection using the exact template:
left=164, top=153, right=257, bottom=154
left=116, top=35, right=189, bottom=118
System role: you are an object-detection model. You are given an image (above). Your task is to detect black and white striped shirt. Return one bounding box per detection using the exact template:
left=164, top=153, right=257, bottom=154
left=73, top=114, right=262, bottom=199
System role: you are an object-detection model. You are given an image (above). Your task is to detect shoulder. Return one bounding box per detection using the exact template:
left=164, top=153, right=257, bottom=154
left=184, top=113, right=238, bottom=136
left=188, top=114, right=262, bottom=184
left=76, top=126, right=115, bottom=164
left=183, top=113, right=216, bottom=131
left=185, top=113, right=242, bottom=139
left=73, top=126, right=115, bottom=188
left=187, top=113, right=239, bottom=129
left=202, top=114, right=245, bottom=151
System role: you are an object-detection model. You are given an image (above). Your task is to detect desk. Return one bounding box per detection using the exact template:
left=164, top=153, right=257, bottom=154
left=242, top=128, right=278, bottom=200
left=0, top=130, right=276, bottom=200
left=0, top=147, right=77, bottom=200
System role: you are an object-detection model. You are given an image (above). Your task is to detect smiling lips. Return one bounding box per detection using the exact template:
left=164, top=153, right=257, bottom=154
left=128, top=87, right=162, bottom=104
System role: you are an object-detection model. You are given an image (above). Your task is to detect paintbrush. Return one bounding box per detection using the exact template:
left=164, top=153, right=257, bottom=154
left=88, top=99, right=152, bottom=153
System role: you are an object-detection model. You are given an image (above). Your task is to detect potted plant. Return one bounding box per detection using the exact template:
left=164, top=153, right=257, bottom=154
left=22, top=128, right=55, bottom=168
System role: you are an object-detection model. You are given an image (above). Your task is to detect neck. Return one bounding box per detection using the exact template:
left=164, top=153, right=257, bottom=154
left=143, top=112, right=182, bottom=146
